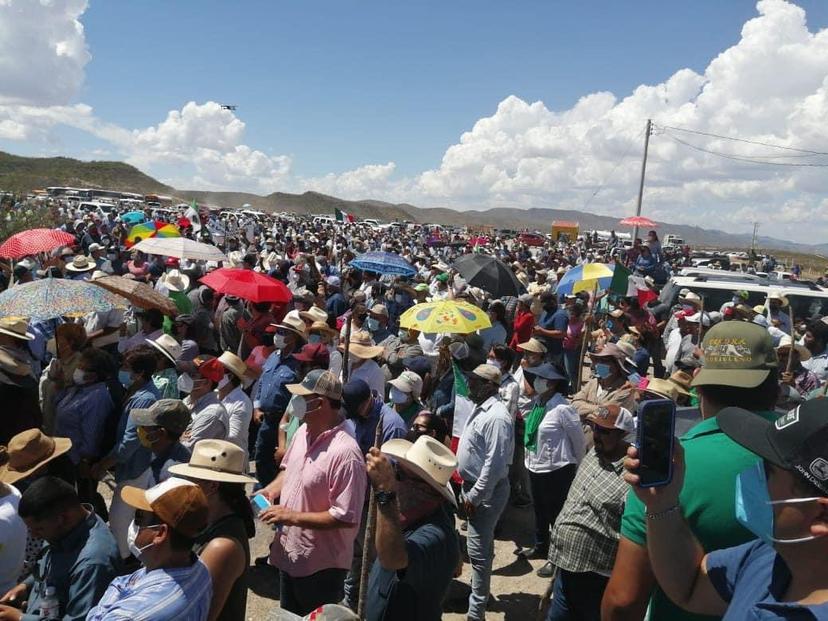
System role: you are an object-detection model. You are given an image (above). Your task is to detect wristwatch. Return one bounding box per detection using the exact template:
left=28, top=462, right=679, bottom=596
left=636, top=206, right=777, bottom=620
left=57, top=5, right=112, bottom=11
left=374, top=490, right=397, bottom=506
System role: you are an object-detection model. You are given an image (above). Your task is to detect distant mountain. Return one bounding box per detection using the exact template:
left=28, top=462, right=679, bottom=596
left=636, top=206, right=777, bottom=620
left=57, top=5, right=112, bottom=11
left=0, top=150, right=817, bottom=254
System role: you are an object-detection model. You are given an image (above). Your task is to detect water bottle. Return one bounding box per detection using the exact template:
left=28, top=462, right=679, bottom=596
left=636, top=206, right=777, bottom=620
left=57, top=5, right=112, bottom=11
left=40, top=586, right=60, bottom=621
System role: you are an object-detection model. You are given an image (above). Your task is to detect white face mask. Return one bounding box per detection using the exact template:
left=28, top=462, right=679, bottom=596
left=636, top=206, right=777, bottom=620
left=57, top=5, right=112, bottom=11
left=127, top=519, right=160, bottom=561
left=533, top=377, right=550, bottom=394
left=286, top=394, right=320, bottom=422
left=273, top=335, right=287, bottom=350
left=218, top=374, right=232, bottom=391
left=72, top=368, right=89, bottom=385
left=486, top=358, right=503, bottom=370
left=177, top=373, right=194, bottom=394
left=390, top=386, right=410, bottom=405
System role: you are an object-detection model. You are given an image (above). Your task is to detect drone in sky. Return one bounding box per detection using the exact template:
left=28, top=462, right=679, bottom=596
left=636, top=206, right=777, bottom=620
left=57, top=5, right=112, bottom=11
left=220, top=104, right=237, bottom=111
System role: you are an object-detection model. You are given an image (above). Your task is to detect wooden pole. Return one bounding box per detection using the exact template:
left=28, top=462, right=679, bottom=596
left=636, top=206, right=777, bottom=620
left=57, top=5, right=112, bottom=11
left=786, top=306, right=796, bottom=374
left=575, top=282, right=598, bottom=391
left=342, top=315, right=353, bottom=383
left=357, top=417, right=384, bottom=618
left=696, top=295, right=706, bottom=347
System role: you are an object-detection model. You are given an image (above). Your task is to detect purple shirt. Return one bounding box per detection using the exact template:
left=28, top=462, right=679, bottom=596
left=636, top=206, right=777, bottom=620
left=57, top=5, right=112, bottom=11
left=269, top=420, right=367, bottom=577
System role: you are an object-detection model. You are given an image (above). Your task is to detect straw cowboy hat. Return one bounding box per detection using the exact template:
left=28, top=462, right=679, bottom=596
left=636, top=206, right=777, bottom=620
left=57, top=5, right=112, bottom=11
left=668, top=370, right=693, bottom=397
left=160, top=269, right=191, bottom=293
left=226, top=251, right=244, bottom=268
left=309, top=320, right=338, bottom=339
left=262, top=251, right=280, bottom=271
left=341, top=330, right=384, bottom=359
left=381, top=435, right=458, bottom=506
left=218, top=351, right=248, bottom=380
left=299, top=306, right=329, bottom=325
left=169, top=439, right=256, bottom=485
left=0, top=429, right=72, bottom=485
left=640, top=377, right=679, bottom=401
left=776, top=335, right=811, bottom=361
left=272, top=312, right=308, bottom=341
left=65, top=255, right=95, bottom=273
left=0, top=318, right=34, bottom=341
left=146, top=333, right=182, bottom=365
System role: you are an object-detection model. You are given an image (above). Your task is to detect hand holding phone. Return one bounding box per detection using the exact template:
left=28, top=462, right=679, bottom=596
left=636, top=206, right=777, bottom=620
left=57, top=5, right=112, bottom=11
left=636, top=399, right=677, bottom=488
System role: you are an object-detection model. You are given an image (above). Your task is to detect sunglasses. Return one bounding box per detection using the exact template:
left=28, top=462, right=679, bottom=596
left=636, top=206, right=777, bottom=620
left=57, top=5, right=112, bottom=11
left=587, top=422, right=614, bottom=435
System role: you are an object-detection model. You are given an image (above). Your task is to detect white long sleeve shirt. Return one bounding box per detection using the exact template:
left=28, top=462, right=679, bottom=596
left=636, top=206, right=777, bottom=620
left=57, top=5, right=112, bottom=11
left=525, top=393, right=586, bottom=474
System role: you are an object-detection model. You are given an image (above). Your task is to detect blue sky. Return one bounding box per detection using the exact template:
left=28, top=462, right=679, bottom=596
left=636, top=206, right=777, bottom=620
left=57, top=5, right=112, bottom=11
left=77, top=0, right=828, bottom=176
left=3, top=0, right=828, bottom=242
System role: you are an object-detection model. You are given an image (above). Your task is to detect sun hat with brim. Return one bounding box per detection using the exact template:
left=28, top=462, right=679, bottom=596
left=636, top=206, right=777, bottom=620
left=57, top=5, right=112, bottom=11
left=681, top=291, right=702, bottom=306
left=168, top=439, right=256, bottom=485
left=668, top=370, right=693, bottom=396
left=160, top=269, right=191, bottom=293
left=517, top=338, right=547, bottom=354
left=65, top=255, right=95, bottom=272
left=767, top=291, right=789, bottom=306
left=130, top=399, right=192, bottom=435
left=691, top=321, right=777, bottom=389
left=273, top=313, right=308, bottom=341
left=0, top=318, right=34, bottom=341
left=121, top=477, right=209, bottom=538
left=299, top=306, right=329, bottom=324
left=0, top=429, right=72, bottom=485
left=287, top=368, right=342, bottom=400
left=218, top=351, right=248, bottom=379
left=472, top=363, right=501, bottom=384
left=718, top=400, right=828, bottom=495
left=146, top=334, right=182, bottom=365
left=641, top=377, right=678, bottom=401
left=589, top=343, right=631, bottom=368
left=776, top=336, right=811, bottom=361
left=309, top=320, right=338, bottom=338
left=381, top=436, right=458, bottom=507
left=341, top=330, right=384, bottom=359
left=586, top=405, right=636, bottom=434
left=524, top=363, right=567, bottom=382
left=388, top=370, right=423, bottom=399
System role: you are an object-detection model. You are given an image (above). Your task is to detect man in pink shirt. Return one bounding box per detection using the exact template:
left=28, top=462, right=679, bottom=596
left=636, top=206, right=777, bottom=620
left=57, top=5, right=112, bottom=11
left=258, top=369, right=367, bottom=615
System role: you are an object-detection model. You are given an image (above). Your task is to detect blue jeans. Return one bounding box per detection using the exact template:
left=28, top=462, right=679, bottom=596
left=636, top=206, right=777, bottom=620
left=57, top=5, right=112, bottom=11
left=466, top=477, right=510, bottom=620
left=254, top=415, right=278, bottom=488
left=546, top=569, right=608, bottom=621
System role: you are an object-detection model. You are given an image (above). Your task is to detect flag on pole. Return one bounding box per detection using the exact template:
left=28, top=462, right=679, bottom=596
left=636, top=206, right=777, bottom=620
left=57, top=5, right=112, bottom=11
left=335, top=207, right=355, bottom=223
left=185, top=199, right=202, bottom=232
left=450, top=361, right=474, bottom=440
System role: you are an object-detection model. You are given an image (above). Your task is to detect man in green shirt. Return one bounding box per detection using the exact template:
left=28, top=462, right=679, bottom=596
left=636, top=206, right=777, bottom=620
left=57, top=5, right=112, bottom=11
left=601, top=321, right=780, bottom=621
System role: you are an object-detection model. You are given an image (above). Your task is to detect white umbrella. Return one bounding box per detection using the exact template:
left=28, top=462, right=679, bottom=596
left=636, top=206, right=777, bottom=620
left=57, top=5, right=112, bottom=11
left=132, top=237, right=228, bottom=262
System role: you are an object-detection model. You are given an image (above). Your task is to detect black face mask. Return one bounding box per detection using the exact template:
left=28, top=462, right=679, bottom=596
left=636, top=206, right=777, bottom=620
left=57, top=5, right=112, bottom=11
left=405, top=429, right=424, bottom=443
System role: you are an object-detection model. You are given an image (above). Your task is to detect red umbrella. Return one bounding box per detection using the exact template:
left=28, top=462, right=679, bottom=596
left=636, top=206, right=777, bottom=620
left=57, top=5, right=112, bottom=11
left=199, top=268, right=292, bottom=303
left=619, top=216, right=657, bottom=228
left=0, top=228, right=76, bottom=259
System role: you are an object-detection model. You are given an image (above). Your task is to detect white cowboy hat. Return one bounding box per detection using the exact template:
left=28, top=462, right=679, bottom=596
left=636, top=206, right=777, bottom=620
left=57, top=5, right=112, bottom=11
left=776, top=335, right=811, bottom=361
left=65, top=255, right=95, bottom=272
left=381, top=436, right=458, bottom=507
left=0, top=317, right=34, bottom=341
left=272, top=312, right=308, bottom=341
left=160, top=269, right=191, bottom=293
left=299, top=306, right=329, bottom=324
left=168, top=439, right=256, bottom=484
left=218, top=351, right=248, bottom=380
left=146, top=333, right=182, bottom=365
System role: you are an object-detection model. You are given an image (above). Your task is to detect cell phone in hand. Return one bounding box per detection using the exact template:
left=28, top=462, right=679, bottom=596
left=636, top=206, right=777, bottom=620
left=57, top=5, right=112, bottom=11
left=250, top=493, right=270, bottom=515
left=636, top=398, right=676, bottom=488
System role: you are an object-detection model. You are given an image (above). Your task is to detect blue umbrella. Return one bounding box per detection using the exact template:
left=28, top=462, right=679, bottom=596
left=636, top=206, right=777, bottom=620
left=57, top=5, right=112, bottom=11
left=350, top=251, right=416, bottom=277
left=121, top=211, right=146, bottom=225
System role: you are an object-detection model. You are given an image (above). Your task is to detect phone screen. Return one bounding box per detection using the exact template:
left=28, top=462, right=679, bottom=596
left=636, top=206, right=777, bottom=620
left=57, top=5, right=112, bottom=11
left=637, top=399, right=676, bottom=487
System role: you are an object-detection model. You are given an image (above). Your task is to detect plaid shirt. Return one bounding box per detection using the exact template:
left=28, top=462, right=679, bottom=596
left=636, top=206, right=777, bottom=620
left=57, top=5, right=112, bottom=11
left=549, top=449, right=627, bottom=574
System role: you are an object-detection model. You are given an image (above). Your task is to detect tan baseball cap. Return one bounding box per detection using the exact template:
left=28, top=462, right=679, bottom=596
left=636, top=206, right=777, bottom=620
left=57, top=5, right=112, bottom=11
left=472, top=363, right=501, bottom=384
left=691, top=321, right=778, bottom=389
left=388, top=370, right=423, bottom=399
left=121, top=477, right=208, bottom=538
left=287, top=368, right=342, bottom=400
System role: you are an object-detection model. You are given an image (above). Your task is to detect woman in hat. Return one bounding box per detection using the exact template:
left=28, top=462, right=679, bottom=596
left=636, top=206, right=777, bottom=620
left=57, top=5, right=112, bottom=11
left=0, top=318, right=40, bottom=446
left=41, top=323, right=88, bottom=434
left=169, top=440, right=256, bottom=621
left=308, top=320, right=342, bottom=379
left=146, top=334, right=181, bottom=399
left=519, top=363, right=585, bottom=573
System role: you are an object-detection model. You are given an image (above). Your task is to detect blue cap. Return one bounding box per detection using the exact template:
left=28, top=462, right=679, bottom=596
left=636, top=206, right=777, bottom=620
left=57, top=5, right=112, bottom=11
left=403, top=355, right=432, bottom=378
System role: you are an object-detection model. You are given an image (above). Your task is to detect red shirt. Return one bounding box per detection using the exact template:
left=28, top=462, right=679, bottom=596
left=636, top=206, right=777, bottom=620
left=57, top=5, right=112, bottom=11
left=510, top=309, right=535, bottom=349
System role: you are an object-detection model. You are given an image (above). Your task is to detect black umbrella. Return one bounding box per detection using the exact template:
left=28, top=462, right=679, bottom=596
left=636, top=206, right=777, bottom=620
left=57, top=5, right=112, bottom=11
left=452, top=253, right=526, bottom=299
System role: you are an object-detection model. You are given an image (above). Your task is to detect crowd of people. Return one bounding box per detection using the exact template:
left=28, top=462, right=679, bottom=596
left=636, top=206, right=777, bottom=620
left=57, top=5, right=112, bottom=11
left=0, top=202, right=827, bottom=620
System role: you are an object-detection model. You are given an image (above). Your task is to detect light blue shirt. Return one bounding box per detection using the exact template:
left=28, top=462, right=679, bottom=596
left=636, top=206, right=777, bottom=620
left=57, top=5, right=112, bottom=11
left=456, top=396, right=514, bottom=506
left=87, top=559, right=212, bottom=621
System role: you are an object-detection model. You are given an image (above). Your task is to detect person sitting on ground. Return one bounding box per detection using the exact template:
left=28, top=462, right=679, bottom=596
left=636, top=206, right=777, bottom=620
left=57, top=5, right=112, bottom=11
left=364, top=436, right=461, bottom=621
left=86, top=478, right=213, bottom=621
left=0, top=477, right=119, bottom=621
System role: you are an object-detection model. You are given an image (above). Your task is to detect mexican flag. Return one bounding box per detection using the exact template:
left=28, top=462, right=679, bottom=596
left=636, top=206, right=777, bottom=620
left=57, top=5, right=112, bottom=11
left=334, top=207, right=355, bottom=223
left=185, top=199, right=202, bottom=232
left=451, top=361, right=474, bottom=440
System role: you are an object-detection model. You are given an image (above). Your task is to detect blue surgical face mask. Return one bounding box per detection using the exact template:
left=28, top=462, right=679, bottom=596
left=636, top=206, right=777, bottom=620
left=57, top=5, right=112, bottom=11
left=118, top=370, right=133, bottom=387
left=734, top=462, right=821, bottom=544
left=308, top=334, right=322, bottom=345
left=594, top=363, right=612, bottom=379
left=365, top=317, right=380, bottom=332
left=627, top=372, right=642, bottom=386
left=605, top=320, right=614, bottom=331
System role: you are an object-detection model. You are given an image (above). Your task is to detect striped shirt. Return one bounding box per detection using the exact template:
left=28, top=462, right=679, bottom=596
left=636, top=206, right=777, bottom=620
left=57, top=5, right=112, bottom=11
left=86, top=558, right=212, bottom=621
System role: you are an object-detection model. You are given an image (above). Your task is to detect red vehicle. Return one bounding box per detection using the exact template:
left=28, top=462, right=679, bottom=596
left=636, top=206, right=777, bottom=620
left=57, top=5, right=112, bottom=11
left=517, top=232, right=546, bottom=247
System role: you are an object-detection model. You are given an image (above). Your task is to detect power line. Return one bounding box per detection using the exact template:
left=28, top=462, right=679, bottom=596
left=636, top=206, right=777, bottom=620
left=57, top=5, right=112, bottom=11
left=663, top=133, right=828, bottom=167
left=657, top=123, right=828, bottom=156
left=581, top=126, right=645, bottom=211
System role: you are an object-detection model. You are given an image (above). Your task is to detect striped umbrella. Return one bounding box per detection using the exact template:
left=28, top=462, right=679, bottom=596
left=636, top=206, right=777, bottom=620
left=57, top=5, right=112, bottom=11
left=555, top=262, right=630, bottom=296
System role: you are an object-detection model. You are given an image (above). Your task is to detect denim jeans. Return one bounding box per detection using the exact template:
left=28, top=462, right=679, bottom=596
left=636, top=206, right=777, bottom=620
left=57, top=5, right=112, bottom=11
left=546, top=569, right=608, bottom=621
left=254, top=414, right=278, bottom=488
left=465, top=477, right=510, bottom=620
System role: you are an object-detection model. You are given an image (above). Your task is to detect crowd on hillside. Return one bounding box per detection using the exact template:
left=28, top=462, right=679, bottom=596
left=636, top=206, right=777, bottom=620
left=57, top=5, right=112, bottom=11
left=0, top=203, right=827, bottom=621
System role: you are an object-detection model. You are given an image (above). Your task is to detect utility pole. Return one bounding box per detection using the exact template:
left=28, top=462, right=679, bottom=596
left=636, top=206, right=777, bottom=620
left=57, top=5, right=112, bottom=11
left=750, top=221, right=759, bottom=260
left=632, top=118, right=653, bottom=243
